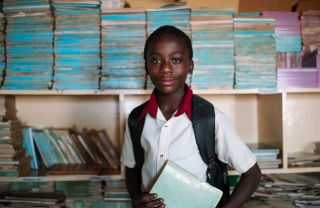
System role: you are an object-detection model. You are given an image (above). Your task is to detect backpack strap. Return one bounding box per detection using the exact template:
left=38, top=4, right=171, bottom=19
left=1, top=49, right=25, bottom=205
left=128, top=101, right=147, bottom=169
left=191, top=95, right=215, bottom=164
left=192, top=95, right=230, bottom=207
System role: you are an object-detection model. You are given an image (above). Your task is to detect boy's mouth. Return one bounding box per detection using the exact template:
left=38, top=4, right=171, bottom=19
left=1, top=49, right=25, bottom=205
left=159, top=79, right=174, bottom=86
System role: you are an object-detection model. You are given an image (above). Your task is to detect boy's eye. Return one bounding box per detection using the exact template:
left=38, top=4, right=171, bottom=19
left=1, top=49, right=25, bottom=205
left=172, top=58, right=181, bottom=63
left=151, top=58, right=161, bottom=63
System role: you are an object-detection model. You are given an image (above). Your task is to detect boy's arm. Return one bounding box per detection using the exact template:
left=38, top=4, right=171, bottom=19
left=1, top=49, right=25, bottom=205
left=125, top=167, right=165, bottom=208
left=223, top=162, right=261, bottom=208
left=125, top=166, right=142, bottom=197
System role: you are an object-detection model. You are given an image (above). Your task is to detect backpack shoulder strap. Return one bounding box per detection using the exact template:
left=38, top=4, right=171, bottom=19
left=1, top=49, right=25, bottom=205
left=191, top=94, right=215, bottom=164
left=191, top=95, right=230, bottom=207
left=128, top=101, right=148, bottom=169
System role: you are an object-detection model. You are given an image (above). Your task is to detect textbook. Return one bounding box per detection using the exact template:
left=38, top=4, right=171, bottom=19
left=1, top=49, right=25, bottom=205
left=150, top=160, right=222, bottom=208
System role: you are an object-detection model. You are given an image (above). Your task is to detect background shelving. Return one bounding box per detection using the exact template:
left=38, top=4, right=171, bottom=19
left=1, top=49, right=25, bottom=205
left=1, top=88, right=320, bottom=181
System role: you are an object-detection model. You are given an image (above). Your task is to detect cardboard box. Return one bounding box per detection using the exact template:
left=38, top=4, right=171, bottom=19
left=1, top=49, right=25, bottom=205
left=296, top=0, right=320, bottom=12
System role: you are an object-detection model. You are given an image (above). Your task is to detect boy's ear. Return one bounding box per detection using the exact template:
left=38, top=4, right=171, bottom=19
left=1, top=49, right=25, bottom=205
left=189, top=60, right=194, bottom=74
left=145, top=62, right=149, bottom=75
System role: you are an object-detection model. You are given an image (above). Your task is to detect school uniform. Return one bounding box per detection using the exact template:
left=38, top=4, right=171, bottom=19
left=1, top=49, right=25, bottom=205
left=121, top=84, right=256, bottom=192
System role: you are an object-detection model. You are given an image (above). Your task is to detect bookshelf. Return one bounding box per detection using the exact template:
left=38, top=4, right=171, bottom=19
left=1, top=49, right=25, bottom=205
left=0, top=88, right=320, bottom=182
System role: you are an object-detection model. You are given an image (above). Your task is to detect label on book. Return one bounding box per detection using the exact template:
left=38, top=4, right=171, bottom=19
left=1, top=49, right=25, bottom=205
left=258, top=88, right=278, bottom=94
left=21, top=177, right=45, bottom=182
left=150, top=160, right=222, bottom=208
left=89, top=176, right=110, bottom=181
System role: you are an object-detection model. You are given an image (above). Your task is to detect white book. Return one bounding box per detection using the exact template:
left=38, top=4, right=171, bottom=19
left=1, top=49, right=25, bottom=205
left=150, top=160, right=223, bottom=208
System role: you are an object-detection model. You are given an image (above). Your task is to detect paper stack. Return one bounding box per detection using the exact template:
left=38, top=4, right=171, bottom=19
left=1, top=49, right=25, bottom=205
left=100, top=8, right=146, bottom=89
left=51, top=0, right=101, bottom=90
left=300, top=10, right=320, bottom=54
left=2, top=0, right=54, bottom=90
left=233, top=16, right=277, bottom=89
left=277, top=67, right=317, bottom=89
left=0, top=11, right=5, bottom=86
left=261, top=12, right=302, bottom=53
left=190, top=8, right=234, bottom=90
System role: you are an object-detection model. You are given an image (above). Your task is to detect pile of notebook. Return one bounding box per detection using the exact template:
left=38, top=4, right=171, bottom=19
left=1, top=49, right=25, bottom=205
left=233, top=16, right=277, bottom=89
left=100, top=8, right=146, bottom=89
left=2, top=0, right=54, bottom=90
left=51, top=0, right=101, bottom=90
left=190, top=8, right=234, bottom=90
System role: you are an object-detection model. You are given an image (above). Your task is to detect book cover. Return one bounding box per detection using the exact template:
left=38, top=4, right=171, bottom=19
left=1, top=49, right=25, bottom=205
left=150, top=160, right=222, bottom=208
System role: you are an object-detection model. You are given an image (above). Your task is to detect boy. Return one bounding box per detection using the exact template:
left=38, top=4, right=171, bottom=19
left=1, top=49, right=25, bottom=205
left=121, top=25, right=262, bottom=208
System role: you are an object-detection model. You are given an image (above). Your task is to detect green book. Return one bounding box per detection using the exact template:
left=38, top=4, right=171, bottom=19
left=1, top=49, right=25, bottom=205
left=150, top=160, right=223, bottom=208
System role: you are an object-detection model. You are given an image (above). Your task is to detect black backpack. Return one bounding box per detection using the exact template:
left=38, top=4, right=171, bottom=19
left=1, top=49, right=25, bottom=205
left=128, top=94, right=230, bottom=207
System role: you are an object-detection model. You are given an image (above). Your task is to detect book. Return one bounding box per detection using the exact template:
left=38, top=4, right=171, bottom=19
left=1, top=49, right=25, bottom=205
left=150, top=160, right=222, bottom=208
left=22, top=127, right=41, bottom=169
left=47, top=164, right=102, bottom=175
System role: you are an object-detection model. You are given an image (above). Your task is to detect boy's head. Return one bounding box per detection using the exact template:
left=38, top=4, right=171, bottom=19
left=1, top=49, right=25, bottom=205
left=143, top=25, right=194, bottom=94
left=144, top=25, right=193, bottom=61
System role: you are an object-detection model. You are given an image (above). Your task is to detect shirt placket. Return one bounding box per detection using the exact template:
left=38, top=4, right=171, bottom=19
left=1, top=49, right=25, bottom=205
left=156, top=120, right=170, bottom=172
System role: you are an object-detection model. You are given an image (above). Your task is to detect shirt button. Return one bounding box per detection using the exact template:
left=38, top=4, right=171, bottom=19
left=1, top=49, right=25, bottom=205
left=160, top=155, right=163, bottom=159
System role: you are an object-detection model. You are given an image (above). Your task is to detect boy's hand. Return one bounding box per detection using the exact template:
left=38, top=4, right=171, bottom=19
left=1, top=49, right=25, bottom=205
left=132, top=192, right=165, bottom=208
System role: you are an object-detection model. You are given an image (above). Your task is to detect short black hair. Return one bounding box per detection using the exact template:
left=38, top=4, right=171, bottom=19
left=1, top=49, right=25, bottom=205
left=143, top=25, right=193, bottom=60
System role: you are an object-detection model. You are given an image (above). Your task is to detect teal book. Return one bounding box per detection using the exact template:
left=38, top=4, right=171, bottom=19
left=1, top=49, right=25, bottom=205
left=150, top=160, right=223, bottom=208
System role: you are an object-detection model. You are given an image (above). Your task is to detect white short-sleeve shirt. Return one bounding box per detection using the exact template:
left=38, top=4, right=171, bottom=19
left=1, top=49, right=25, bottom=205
left=121, top=106, right=256, bottom=192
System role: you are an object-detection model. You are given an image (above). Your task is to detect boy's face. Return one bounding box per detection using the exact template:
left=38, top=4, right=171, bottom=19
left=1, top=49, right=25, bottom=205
left=145, top=33, right=194, bottom=94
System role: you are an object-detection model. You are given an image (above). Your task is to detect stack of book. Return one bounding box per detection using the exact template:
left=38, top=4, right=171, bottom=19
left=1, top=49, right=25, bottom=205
left=245, top=173, right=320, bottom=208
left=233, top=16, right=277, bottom=89
left=146, top=3, right=191, bottom=88
left=190, top=8, right=234, bottom=90
left=233, top=12, right=260, bottom=17
left=0, top=96, right=31, bottom=177
left=261, top=12, right=302, bottom=53
left=100, top=0, right=125, bottom=10
left=260, top=12, right=311, bottom=89
left=0, top=120, right=31, bottom=177
left=51, top=0, right=101, bottom=90
left=277, top=67, right=318, bottom=89
left=2, top=0, right=54, bottom=90
left=100, top=8, right=146, bottom=89
left=22, top=127, right=120, bottom=171
left=288, top=152, right=320, bottom=167
left=0, top=191, right=66, bottom=207
left=300, top=10, right=320, bottom=54
left=247, top=143, right=281, bottom=169
left=0, top=11, right=5, bottom=86
left=276, top=52, right=303, bottom=68
left=103, top=179, right=130, bottom=202
left=10, top=181, right=55, bottom=192
left=55, top=180, right=103, bottom=201
left=4, top=181, right=64, bottom=207
left=146, top=3, right=191, bottom=37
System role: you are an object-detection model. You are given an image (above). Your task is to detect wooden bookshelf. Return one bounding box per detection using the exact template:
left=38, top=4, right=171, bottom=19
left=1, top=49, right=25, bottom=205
left=1, top=88, right=320, bottom=181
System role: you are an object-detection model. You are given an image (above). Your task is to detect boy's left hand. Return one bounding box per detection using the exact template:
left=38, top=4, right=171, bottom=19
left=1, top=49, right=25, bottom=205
left=132, top=192, right=165, bottom=208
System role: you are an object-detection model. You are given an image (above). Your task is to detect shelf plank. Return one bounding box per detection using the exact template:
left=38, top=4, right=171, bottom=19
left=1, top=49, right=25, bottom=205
left=228, top=167, right=320, bottom=175
left=1, top=88, right=320, bottom=96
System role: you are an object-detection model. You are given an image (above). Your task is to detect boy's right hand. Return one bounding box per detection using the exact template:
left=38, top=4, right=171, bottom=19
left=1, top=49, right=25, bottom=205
left=132, top=192, right=165, bottom=208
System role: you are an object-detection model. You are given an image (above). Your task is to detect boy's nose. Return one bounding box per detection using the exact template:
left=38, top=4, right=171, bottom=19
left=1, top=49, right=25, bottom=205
left=160, top=61, right=173, bottom=74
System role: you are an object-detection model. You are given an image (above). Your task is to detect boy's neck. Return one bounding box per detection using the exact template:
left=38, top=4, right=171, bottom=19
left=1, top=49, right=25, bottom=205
left=155, top=88, right=186, bottom=120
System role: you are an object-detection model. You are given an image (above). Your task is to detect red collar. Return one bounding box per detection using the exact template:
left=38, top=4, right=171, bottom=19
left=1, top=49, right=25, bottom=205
left=139, top=84, right=193, bottom=121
